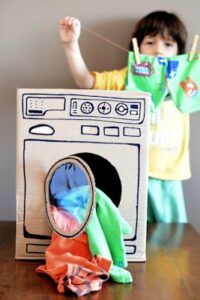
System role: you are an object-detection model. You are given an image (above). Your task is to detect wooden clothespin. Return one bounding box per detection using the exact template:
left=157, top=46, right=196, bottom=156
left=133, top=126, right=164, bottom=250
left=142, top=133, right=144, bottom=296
left=132, top=38, right=141, bottom=64
left=188, top=34, right=199, bottom=61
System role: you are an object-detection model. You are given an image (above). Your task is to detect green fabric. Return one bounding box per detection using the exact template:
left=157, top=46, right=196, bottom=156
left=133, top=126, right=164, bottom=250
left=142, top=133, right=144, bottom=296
left=147, top=177, right=187, bottom=223
left=167, top=53, right=200, bottom=113
left=109, top=265, right=133, bottom=283
left=125, top=52, right=168, bottom=111
left=125, top=52, right=200, bottom=113
left=85, top=188, right=133, bottom=283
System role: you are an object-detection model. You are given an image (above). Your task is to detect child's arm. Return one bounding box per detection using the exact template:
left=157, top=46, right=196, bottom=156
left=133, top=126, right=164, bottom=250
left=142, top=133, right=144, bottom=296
left=59, top=16, right=95, bottom=89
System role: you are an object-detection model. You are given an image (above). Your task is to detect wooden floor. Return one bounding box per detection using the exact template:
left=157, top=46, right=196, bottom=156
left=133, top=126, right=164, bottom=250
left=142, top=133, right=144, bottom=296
left=1, top=221, right=200, bottom=299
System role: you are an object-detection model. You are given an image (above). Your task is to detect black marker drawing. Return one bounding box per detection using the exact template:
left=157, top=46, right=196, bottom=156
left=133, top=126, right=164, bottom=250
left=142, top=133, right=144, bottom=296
left=16, top=89, right=150, bottom=262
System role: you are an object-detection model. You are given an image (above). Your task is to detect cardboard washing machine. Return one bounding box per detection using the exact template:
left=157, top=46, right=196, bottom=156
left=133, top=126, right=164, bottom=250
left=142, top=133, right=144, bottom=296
left=15, top=88, right=150, bottom=261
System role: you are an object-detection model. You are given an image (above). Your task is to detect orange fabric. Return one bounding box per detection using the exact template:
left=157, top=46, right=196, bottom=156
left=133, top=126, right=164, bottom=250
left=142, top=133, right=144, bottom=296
left=36, top=232, right=112, bottom=296
left=43, top=231, right=92, bottom=262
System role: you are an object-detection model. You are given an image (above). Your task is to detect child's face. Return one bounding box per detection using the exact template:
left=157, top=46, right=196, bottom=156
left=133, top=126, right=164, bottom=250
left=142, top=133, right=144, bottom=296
left=140, top=34, right=178, bottom=57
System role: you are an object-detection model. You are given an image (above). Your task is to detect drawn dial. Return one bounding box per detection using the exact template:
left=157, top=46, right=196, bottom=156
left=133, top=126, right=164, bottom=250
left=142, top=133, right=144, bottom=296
left=81, top=102, right=94, bottom=114
left=98, top=102, right=111, bottom=115
left=115, top=103, right=128, bottom=115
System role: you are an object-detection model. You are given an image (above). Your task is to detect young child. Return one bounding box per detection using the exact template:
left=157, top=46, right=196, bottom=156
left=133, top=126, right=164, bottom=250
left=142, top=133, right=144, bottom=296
left=59, top=11, right=190, bottom=223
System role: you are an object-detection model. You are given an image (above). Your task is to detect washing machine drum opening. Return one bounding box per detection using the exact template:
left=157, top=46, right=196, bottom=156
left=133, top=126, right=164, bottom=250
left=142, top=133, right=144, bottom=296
left=74, top=152, right=122, bottom=208
left=45, top=156, right=95, bottom=238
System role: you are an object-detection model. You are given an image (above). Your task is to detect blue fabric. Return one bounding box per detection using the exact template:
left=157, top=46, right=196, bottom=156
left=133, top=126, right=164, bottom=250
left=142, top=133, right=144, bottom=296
left=56, top=185, right=90, bottom=224
left=50, top=164, right=88, bottom=196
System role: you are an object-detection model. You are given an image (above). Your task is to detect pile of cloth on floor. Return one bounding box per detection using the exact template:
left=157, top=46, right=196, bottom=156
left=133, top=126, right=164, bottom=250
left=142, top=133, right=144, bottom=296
left=36, top=187, right=133, bottom=296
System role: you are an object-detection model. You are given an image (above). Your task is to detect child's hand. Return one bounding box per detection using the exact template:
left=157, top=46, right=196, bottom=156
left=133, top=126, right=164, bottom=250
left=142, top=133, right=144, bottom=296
left=59, top=16, right=81, bottom=45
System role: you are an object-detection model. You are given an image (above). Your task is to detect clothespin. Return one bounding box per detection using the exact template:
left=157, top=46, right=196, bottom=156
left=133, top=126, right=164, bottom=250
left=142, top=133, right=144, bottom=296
left=188, top=34, right=199, bottom=61
left=132, top=38, right=141, bottom=64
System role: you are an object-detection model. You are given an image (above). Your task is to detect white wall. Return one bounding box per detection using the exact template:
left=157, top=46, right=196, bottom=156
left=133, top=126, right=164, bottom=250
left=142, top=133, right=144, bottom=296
left=0, top=0, right=200, bottom=232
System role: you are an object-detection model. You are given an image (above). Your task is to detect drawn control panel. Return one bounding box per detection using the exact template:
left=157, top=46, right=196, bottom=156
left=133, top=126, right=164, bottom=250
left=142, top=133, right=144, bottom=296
left=23, top=94, right=145, bottom=124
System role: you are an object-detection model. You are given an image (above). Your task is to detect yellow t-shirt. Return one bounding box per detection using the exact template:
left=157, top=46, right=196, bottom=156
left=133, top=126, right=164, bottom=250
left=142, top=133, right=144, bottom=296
left=92, top=68, right=191, bottom=180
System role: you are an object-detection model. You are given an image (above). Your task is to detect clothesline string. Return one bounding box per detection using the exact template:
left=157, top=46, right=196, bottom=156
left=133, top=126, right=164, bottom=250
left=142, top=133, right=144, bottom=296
left=82, top=25, right=199, bottom=58
left=82, top=25, right=129, bottom=53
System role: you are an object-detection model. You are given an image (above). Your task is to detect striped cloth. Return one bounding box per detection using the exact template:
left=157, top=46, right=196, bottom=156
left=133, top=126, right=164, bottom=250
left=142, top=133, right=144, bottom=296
left=57, top=255, right=111, bottom=296
left=36, top=232, right=112, bottom=296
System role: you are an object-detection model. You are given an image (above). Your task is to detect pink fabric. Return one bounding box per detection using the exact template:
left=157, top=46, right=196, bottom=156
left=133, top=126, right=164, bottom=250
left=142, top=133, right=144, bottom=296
left=50, top=205, right=80, bottom=232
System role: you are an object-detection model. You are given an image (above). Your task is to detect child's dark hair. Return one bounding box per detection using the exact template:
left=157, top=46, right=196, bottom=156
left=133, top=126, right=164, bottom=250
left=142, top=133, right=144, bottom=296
left=130, top=11, right=187, bottom=54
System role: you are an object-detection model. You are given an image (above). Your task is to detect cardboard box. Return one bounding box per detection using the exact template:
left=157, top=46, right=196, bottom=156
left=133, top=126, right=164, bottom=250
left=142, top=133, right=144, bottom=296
left=16, top=89, right=150, bottom=261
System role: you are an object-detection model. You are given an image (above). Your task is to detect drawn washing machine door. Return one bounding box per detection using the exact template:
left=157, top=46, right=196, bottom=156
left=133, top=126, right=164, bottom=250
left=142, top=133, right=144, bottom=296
left=45, top=156, right=95, bottom=238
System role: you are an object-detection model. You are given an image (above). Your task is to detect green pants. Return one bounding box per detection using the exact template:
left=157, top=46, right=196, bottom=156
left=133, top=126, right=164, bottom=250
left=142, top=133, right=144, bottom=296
left=148, top=177, right=188, bottom=223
